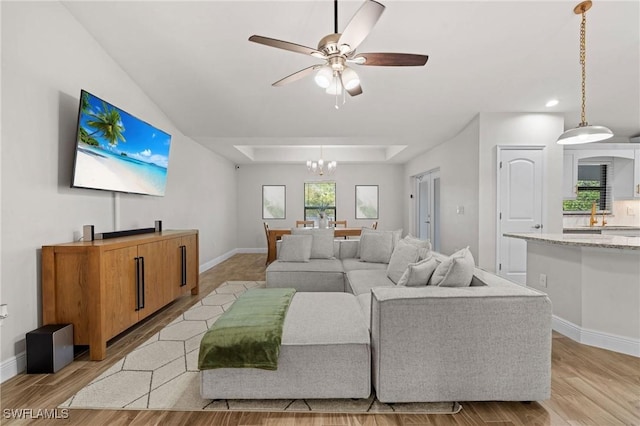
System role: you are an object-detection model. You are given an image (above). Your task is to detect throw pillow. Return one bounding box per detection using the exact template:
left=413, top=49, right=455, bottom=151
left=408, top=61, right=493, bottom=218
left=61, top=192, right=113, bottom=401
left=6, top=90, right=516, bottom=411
left=401, top=235, right=432, bottom=260
left=430, top=247, right=475, bottom=287
left=357, top=228, right=403, bottom=258
left=386, top=240, right=420, bottom=284
left=397, top=256, right=438, bottom=286
left=291, top=228, right=335, bottom=259
left=278, top=235, right=313, bottom=262
left=359, top=232, right=394, bottom=263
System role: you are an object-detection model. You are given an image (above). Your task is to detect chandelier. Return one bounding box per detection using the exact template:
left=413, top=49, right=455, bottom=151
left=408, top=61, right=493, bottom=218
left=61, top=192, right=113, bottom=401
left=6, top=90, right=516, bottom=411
left=306, top=146, right=337, bottom=176
left=557, top=1, right=613, bottom=145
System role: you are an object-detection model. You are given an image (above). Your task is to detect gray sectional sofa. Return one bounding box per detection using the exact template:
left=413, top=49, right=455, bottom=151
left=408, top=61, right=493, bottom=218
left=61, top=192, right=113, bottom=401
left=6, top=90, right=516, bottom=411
left=201, top=230, right=552, bottom=403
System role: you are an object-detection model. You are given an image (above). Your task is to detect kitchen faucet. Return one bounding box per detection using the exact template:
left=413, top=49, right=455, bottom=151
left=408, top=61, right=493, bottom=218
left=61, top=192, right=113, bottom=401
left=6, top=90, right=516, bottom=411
left=589, top=202, right=598, bottom=227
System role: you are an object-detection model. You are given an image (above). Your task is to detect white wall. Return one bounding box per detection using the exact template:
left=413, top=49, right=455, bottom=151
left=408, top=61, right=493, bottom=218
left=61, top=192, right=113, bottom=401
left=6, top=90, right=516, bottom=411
left=404, top=116, right=481, bottom=258
left=236, top=164, right=405, bottom=249
left=0, top=2, right=237, bottom=373
left=477, top=112, right=565, bottom=271
left=404, top=113, right=564, bottom=269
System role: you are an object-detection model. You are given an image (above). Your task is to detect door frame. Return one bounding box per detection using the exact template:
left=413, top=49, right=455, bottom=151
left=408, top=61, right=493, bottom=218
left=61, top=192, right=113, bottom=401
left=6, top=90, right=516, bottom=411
left=495, top=145, right=545, bottom=277
left=414, top=168, right=440, bottom=251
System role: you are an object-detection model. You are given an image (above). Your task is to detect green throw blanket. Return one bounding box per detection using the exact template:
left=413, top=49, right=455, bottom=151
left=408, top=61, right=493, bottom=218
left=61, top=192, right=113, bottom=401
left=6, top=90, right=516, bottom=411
left=198, top=288, right=296, bottom=371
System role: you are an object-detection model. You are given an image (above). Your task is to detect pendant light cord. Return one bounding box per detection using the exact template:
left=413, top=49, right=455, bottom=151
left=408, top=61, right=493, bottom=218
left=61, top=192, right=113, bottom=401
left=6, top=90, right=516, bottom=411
left=334, top=0, right=338, bottom=33
left=579, top=8, right=587, bottom=126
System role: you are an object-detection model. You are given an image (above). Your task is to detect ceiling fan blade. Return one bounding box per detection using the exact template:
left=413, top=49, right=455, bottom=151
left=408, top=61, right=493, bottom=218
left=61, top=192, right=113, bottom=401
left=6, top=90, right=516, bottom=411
left=272, top=65, right=323, bottom=87
left=249, top=35, right=326, bottom=59
left=351, top=52, right=429, bottom=66
left=337, top=0, right=385, bottom=53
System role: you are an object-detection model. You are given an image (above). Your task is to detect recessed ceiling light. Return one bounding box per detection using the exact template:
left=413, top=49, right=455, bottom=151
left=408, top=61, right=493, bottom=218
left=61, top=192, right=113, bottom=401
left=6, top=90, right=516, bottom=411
left=545, top=99, right=559, bottom=107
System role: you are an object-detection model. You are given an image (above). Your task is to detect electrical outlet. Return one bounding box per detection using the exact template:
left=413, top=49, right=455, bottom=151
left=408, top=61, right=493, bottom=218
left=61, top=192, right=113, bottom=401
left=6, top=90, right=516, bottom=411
left=456, top=206, right=464, bottom=214
left=539, top=274, right=547, bottom=288
left=627, top=207, right=635, bottom=216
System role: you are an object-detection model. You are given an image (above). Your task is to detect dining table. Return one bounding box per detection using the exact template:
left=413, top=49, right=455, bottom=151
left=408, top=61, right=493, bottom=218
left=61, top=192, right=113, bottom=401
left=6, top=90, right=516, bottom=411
left=266, top=227, right=363, bottom=264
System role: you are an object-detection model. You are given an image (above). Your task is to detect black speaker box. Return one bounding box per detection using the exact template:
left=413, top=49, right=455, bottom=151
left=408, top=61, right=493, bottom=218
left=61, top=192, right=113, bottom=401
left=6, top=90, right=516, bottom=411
left=26, top=324, right=74, bottom=374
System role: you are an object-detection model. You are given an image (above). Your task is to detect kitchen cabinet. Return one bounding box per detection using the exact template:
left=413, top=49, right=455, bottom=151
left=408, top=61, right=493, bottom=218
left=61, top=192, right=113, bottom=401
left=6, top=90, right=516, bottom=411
left=635, top=149, right=640, bottom=198
left=563, top=152, right=578, bottom=199
left=563, top=144, right=639, bottom=200
left=42, top=230, right=199, bottom=360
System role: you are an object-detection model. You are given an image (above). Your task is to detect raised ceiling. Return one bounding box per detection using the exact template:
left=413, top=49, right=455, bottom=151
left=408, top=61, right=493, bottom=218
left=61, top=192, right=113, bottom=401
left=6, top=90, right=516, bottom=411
left=62, top=1, right=639, bottom=165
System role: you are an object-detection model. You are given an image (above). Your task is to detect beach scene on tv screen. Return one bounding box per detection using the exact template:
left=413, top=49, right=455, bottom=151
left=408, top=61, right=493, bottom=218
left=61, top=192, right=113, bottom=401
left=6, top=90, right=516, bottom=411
left=72, top=91, right=171, bottom=196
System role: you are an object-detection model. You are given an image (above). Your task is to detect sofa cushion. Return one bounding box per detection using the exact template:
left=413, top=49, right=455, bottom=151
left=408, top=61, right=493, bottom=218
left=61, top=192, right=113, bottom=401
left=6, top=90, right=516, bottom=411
left=266, top=259, right=345, bottom=292
left=291, top=228, right=335, bottom=259
left=401, top=235, right=432, bottom=260
left=278, top=235, right=312, bottom=262
left=397, top=256, right=438, bottom=286
left=430, top=247, right=475, bottom=287
left=357, top=228, right=402, bottom=258
left=386, top=240, right=420, bottom=284
left=346, top=270, right=395, bottom=295
left=357, top=293, right=372, bottom=326
left=359, top=232, right=394, bottom=263
left=342, top=258, right=388, bottom=272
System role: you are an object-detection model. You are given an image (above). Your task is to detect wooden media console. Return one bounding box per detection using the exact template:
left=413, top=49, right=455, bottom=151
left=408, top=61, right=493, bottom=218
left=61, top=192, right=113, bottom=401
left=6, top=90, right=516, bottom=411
left=42, top=229, right=199, bottom=360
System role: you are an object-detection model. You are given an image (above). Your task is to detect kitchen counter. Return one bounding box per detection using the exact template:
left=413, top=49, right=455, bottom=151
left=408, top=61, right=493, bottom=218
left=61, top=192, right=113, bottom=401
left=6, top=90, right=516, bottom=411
left=504, top=232, right=640, bottom=357
left=563, top=225, right=640, bottom=231
left=504, top=232, right=640, bottom=250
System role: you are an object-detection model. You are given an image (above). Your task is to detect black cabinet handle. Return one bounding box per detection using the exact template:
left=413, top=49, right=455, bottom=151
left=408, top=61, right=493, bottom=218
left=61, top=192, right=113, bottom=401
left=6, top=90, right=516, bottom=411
left=134, top=257, right=141, bottom=311
left=140, top=256, right=145, bottom=309
left=180, top=245, right=187, bottom=286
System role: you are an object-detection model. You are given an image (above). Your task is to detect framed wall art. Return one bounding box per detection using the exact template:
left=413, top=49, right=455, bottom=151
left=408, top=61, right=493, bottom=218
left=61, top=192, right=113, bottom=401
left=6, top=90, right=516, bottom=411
left=262, top=185, right=286, bottom=219
left=355, top=185, right=379, bottom=219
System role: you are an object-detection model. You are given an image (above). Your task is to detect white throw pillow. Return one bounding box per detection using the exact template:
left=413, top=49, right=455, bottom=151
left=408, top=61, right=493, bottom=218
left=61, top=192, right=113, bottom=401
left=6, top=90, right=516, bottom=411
left=278, top=235, right=313, bottom=262
left=386, top=240, right=420, bottom=284
left=291, top=228, right=335, bottom=259
left=359, top=232, right=394, bottom=263
left=397, top=256, right=438, bottom=286
left=401, top=235, right=432, bottom=260
left=357, top=228, right=402, bottom=258
left=430, top=247, right=475, bottom=287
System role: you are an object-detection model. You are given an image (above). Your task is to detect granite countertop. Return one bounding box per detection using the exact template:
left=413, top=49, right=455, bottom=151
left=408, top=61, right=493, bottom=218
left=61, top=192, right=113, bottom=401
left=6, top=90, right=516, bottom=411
left=563, top=225, right=640, bottom=231
left=504, top=233, right=640, bottom=250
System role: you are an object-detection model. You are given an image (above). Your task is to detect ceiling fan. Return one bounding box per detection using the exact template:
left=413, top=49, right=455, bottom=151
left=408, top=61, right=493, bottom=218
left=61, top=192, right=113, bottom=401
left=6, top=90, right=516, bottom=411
left=248, top=0, right=429, bottom=99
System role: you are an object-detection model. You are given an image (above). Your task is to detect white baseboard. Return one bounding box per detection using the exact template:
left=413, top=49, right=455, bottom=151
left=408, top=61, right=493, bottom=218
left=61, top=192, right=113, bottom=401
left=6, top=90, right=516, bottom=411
left=1, top=351, right=26, bottom=383
left=552, top=315, right=639, bottom=357
left=235, top=248, right=267, bottom=254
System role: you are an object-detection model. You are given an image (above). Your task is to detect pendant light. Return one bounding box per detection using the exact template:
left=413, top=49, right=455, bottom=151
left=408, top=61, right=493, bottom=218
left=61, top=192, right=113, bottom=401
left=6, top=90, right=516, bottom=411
left=557, top=1, right=613, bottom=145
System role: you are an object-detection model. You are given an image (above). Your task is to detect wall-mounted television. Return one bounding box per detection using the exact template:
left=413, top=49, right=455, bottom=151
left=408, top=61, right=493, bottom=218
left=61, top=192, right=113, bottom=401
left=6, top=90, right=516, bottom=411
left=71, top=90, right=172, bottom=196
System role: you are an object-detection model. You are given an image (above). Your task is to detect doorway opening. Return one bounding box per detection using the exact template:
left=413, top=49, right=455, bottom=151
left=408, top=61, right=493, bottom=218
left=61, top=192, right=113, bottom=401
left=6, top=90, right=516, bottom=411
left=416, top=169, right=440, bottom=252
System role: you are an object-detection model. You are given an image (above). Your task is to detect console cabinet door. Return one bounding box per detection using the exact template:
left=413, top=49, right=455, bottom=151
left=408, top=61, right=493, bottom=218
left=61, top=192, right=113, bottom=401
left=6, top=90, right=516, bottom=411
left=137, top=240, right=174, bottom=320
left=102, top=246, right=139, bottom=338
left=182, top=234, right=199, bottom=293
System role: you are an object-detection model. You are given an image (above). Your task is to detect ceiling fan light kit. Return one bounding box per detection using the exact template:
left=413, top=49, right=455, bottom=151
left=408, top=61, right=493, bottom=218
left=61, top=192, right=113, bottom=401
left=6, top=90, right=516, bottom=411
left=248, top=0, right=429, bottom=107
left=557, top=0, right=613, bottom=145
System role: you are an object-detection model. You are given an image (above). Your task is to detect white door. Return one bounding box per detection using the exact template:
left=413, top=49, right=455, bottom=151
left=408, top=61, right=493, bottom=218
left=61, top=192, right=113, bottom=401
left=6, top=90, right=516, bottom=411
left=417, top=170, right=441, bottom=252
left=497, top=148, right=543, bottom=285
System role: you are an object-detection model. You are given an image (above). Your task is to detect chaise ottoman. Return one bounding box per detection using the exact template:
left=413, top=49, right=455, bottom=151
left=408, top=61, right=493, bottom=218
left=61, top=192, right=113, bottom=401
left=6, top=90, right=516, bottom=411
left=200, top=292, right=371, bottom=399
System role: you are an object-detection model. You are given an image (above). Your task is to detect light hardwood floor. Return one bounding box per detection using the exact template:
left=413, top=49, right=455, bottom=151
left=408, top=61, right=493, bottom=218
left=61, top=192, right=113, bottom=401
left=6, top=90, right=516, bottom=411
left=2, top=253, right=639, bottom=425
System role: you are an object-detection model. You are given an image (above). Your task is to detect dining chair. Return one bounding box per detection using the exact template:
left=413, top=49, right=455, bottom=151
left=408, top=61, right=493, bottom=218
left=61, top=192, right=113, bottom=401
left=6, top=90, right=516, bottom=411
left=329, top=220, right=347, bottom=228
left=296, top=220, right=314, bottom=228
left=263, top=222, right=271, bottom=265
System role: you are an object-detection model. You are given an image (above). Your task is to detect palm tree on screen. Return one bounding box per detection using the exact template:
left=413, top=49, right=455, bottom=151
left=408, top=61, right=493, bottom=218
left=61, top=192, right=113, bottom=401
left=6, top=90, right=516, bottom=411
left=86, top=101, right=126, bottom=147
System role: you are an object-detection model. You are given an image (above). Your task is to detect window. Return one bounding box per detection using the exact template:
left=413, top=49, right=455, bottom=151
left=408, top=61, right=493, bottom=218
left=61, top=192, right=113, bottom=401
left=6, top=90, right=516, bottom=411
left=563, top=163, right=611, bottom=213
left=304, top=182, right=336, bottom=221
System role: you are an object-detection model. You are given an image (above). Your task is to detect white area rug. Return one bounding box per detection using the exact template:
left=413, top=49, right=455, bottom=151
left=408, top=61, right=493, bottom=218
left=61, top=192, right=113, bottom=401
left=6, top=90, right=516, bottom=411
left=61, top=281, right=461, bottom=414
